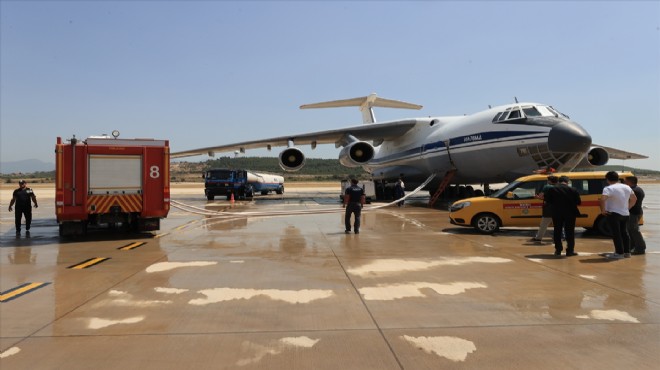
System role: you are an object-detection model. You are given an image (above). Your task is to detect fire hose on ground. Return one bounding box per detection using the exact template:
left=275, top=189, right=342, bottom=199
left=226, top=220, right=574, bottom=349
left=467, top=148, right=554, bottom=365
left=170, top=173, right=437, bottom=219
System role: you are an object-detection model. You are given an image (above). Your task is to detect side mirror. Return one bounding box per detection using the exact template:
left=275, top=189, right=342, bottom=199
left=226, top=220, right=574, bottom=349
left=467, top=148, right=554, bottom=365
left=201, top=173, right=206, bottom=179
left=506, top=191, right=514, bottom=199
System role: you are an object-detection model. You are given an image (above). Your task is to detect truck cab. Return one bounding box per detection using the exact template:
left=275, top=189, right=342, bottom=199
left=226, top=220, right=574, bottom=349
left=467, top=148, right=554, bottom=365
left=203, top=169, right=254, bottom=200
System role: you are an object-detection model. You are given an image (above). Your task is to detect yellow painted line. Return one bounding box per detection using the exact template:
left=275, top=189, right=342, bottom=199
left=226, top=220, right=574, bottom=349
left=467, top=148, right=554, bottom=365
left=1, top=282, right=50, bottom=303
left=68, top=257, right=110, bottom=269
left=153, top=233, right=169, bottom=239
left=118, top=242, right=147, bottom=251
left=174, top=219, right=200, bottom=231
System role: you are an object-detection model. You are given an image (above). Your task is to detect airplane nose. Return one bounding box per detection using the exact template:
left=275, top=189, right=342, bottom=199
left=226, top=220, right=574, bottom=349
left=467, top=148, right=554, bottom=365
left=547, top=120, right=592, bottom=153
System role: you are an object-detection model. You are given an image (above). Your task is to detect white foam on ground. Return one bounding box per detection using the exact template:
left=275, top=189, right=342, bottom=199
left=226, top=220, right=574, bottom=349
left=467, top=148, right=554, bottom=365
left=577, top=309, right=640, bottom=323
left=0, top=347, right=20, bottom=359
left=359, top=282, right=486, bottom=300
left=189, top=288, right=334, bottom=305
left=95, top=290, right=172, bottom=307
left=155, top=287, right=189, bottom=294
left=279, top=336, right=319, bottom=348
left=146, top=261, right=217, bottom=273
left=402, top=335, right=476, bottom=362
left=236, top=336, right=320, bottom=366
left=347, top=257, right=511, bottom=276
left=88, top=316, right=145, bottom=329
left=579, top=275, right=596, bottom=280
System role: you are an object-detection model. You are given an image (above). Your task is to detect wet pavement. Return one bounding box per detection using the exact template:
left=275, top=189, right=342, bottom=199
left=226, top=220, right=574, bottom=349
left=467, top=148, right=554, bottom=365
left=1, top=183, right=659, bottom=369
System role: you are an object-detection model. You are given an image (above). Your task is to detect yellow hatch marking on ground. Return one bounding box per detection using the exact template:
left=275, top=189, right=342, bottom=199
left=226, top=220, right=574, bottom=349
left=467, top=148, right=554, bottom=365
left=118, top=242, right=147, bottom=251
left=1, top=282, right=50, bottom=303
left=68, top=257, right=110, bottom=269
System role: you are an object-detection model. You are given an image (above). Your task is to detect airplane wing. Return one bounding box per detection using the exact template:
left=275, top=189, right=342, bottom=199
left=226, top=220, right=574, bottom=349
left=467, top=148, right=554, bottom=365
left=595, top=144, right=648, bottom=160
left=171, top=119, right=420, bottom=158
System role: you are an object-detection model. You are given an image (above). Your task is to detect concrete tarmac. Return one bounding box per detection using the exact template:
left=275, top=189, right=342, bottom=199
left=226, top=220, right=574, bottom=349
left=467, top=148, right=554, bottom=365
left=1, top=183, right=659, bottom=369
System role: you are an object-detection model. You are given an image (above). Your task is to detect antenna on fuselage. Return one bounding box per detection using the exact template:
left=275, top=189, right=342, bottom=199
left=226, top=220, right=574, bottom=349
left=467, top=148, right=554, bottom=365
left=514, top=97, right=519, bottom=103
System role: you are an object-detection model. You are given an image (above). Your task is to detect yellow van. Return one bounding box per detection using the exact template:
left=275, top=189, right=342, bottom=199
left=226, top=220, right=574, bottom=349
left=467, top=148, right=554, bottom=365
left=448, top=171, right=637, bottom=234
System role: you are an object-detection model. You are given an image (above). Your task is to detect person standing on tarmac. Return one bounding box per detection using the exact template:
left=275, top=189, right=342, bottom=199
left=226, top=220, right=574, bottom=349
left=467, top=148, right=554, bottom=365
left=544, top=176, right=581, bottom=257
left=343, top=178, right=366, bottom=234
left=394, top=177, right=405, bottom=207
left=600, top=171, right=637, bottom=259
left=624, top=176, right=646, bottom=255
left=530, top=175, right=559, bottom=242
left=8, top=180, right=38, bottom=235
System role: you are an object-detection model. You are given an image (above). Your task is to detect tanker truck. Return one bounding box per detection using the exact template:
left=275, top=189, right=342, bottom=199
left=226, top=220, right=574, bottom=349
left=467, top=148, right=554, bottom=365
left=203, top=168, right=284, bottom=200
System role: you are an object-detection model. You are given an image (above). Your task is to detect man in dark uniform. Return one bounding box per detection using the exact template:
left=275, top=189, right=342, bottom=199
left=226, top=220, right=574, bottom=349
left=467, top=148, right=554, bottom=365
left=544, top=176, right=581, bottom=257
left=8, top=180, right=39, bottom=235
left=343, top=178, right=365, bottom=234
left=624, top=176, right=646, bottom=255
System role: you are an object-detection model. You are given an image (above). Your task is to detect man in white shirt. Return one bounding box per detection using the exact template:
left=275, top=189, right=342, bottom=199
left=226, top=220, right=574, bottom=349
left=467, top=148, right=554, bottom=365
left=600, top=171, right=637, bottom=259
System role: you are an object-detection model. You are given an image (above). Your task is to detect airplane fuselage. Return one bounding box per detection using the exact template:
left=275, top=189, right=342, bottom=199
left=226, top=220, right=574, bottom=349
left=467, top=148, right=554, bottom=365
left=364, top=102, right=592, bottom=190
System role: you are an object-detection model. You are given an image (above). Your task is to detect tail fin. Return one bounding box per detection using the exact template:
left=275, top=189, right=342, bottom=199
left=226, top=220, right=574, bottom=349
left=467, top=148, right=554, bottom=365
left=299, top=93, right=422, bottom=124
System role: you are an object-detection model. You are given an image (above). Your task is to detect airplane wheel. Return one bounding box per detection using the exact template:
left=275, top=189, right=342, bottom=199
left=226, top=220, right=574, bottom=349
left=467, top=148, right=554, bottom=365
left=473, top=213, right=500, bottom=234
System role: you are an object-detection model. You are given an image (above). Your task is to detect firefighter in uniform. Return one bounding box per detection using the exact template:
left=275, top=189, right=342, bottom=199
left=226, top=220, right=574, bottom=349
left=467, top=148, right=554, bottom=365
left=9, top=180, right=38, bottom=235
left=343, top=178, right=366, bottom=234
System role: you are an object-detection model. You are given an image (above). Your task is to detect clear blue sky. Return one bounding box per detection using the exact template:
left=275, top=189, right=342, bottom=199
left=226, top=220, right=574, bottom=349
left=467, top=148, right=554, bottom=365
left=2, top=1, right=659, bottom=170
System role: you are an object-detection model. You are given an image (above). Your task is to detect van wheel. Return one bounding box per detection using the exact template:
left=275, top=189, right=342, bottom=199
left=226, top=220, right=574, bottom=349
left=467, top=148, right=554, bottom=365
left=276, top=186, right=284, bottom=195
left=473, top=213, right=500, bottom=234
left=207, top=194, right=214, bottom=200
left=596, top=217, right=612, bottom=237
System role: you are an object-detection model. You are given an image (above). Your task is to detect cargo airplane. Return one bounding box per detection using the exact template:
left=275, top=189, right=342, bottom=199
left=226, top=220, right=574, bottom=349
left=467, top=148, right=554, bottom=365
left=172, top=94, right=646, bottom=197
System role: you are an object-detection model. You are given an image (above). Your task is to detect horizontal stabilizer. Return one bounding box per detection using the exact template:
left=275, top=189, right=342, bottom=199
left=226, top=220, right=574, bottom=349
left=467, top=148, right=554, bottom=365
left=300, top=93, right=423, bottom=124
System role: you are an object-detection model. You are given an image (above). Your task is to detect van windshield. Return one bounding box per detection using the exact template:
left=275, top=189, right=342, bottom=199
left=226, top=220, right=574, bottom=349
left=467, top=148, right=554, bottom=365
left=206, top=170, right=234, bottom=180
left=490, top=181, right=521, bottom=198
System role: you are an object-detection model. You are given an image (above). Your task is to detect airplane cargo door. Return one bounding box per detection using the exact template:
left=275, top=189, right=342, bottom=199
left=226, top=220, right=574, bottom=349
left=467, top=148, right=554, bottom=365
left=421, top=124, right=454, bottom=175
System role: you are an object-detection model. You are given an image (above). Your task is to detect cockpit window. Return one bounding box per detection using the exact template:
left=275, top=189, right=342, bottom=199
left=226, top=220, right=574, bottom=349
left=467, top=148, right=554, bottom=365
left=493, top=104, right=570, bottom=123
left=508, top=109, right=521, bottom=119
left=522, top=106, right=542, bottom=117
left=548, top=106, right=570, bottom=119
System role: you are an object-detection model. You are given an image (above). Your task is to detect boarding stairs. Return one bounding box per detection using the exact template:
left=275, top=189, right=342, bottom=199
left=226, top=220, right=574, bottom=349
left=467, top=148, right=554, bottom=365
left=428, top=169, right=457, bottom=207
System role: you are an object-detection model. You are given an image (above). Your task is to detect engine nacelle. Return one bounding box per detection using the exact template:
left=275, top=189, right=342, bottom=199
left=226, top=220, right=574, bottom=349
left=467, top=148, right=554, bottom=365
left=279, top=147, right=306, bottom=172
left=576, top=147, right=609, bottom=167
left=338, top=141, right=375, bottom=167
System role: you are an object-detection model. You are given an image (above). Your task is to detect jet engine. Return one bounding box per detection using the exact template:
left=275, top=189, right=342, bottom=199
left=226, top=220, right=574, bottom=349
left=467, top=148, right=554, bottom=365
left=338, top=141, right=375, bottom=167
left=279, top=147, right=306, bottom=171
left=576, top=146, right=609, bottom=167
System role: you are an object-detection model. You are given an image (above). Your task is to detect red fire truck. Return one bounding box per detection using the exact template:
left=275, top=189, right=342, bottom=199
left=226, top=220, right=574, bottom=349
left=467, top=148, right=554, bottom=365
left=55, top=133, right=170, bottom=236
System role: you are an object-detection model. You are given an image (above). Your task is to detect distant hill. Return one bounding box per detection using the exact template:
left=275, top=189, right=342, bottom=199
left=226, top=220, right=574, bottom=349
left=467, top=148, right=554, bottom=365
left=171, top=157, right=369, bottom=182
left=574, top=165, right=660, bottom=177
left=0, top=159, right=55, bottom=174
